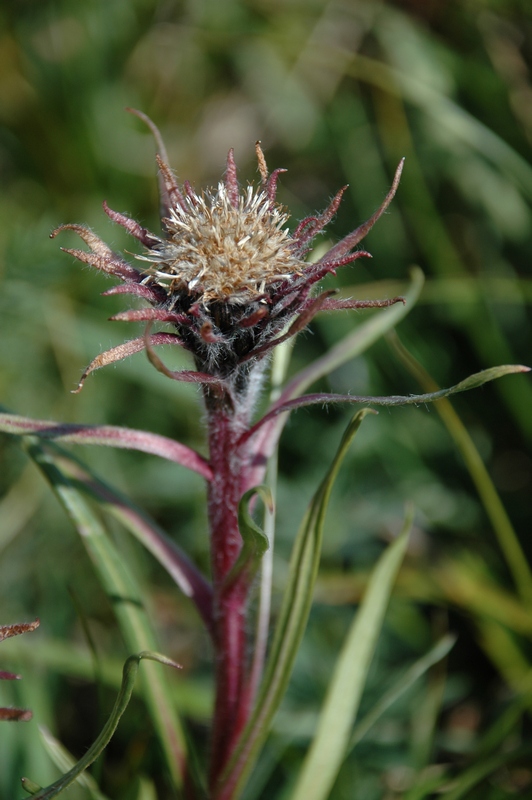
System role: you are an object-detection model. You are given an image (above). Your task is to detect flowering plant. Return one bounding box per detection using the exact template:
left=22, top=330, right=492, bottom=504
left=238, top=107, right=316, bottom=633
left=0, top=111, right=527, bottom=800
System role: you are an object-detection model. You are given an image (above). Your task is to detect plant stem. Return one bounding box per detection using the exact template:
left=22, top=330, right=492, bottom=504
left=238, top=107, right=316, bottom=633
left=206, top=391, right=254, bottom=791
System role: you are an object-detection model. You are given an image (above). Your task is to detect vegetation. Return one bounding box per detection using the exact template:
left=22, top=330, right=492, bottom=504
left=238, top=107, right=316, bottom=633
left=1, top=1, right=531, bottom=798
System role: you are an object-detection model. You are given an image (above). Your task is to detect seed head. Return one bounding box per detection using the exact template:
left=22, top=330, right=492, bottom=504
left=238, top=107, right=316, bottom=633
left=51, top=112, right=404, bottom=394
left=139, top=182, right=302, bottom=305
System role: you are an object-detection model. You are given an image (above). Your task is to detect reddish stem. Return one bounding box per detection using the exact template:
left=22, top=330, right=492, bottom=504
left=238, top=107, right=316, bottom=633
left=205, top=392, right=255, bottom=791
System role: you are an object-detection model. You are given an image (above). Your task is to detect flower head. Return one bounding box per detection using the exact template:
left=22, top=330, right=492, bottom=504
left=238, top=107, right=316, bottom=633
left=52, top=111, right=404, bottom=394
left=137, top=177, right=300, bottom=304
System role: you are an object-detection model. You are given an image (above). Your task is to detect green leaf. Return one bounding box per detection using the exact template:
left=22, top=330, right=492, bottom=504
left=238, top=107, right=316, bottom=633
left=223, top=486, right=272, bottom=591
left=22, top=651, right=179, bottom=800
left=349, top=633, right=456, bottom=752
left=41, top=443, right=213, bottom=631
left=439, top=744, right=532, bottom=800
left=217, top=408, right=375, bottom=799
left=388, top=331, right=532, bottom=607
left=23, top=439, right=187, bottom=789
left=289, top=507, right=413, bottom=800
left=36, top=727, right=111, bottom=800
left=248, top=363, right=529, bottom=443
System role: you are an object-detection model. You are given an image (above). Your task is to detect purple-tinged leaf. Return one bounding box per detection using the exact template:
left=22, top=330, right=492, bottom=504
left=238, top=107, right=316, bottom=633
left=156, top=153, right=188, bottom=213
left=127, top=108, right=187, bottom=215
left=279, top=270, right=424, bottom=409
left=239, top=306, right=269, bottom=328
left=110, top=307, right=189, bottom=325
left=51, top=224, right=141, bottom=281
left=1, top=620, right=39, bottom=722
left=52, top=446, right=214, bottom=632
left=0, top=707, right=32, bottom=721
left=245, top=269, right=423, bottom=486
left=242, top=291, right=336, bottom=364
left=265, top=168, right=287, bottom=205
left=225, top=148, right=239, bottom=209
left=0, top=620, right=40, bottom=641
left=103, top=201, right=160, bottom=247
left=101, top=282, right=166, bottom=302
left=294, top=186, right=348, bottom=252
left=0, top=671, right=20, bottom=680
left=127, top=108, right=170, bottom=163
left=315, top=295, right=405, bottom=312
left=0, top=413, right=213, bottom=480
left=143, top=326, right=223, bottom=386
left=304, top=250, right=373, bottom=284
left=72, top=332, right=183, bottom=392
left=244, top=364, right=530, bottom=446
left=317, top=159, right=404, bottom=264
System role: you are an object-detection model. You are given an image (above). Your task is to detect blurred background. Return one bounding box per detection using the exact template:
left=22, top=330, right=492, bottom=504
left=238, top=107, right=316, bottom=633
left=1, top=0, right=532, bottom=798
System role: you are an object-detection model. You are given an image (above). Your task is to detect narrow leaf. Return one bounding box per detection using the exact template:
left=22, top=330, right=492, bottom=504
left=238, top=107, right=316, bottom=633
left=286, top=267, right=425, bottom=401
left=348, top=633, right=456, bottom=752
left=71, top=333, right=182, bottom=392
left=289, top=508, right=413, bottom=800
left=247, top=340, right=295, bottom=707
left=247, top=268, right=424, bottom=465
left=246, top=364, right=529, bottom=441
left=37, top=726, right=110, bottom=800
left=389, top=331, right=532, bottom=606
left=45, top=442, right=213, bottom=633
left=223, top=487, right=272, bottom=591
left=22, top=651, right=180, bottom=800
left=0, top=411, right=212, bottom=480
left=217, top=409, right=375, bottom=800
left=24, top=439, right=187, bottom=787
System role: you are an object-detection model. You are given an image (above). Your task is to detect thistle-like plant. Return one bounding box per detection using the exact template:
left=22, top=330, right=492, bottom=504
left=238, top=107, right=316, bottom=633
left=49, top=109, right=406, bottom=785
left=1, top=110, right=527, bottom=800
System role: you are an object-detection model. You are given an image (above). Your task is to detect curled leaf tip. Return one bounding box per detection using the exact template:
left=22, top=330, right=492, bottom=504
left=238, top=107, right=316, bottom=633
left=21, top=776, right=42, bottom=795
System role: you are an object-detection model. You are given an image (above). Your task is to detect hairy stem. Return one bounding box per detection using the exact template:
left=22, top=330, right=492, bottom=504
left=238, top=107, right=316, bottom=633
left=206, top=390, right=255, bottom=791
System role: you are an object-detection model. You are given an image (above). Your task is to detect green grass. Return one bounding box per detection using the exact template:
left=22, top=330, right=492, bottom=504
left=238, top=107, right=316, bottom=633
left=1, top=1, right=532, bottom=798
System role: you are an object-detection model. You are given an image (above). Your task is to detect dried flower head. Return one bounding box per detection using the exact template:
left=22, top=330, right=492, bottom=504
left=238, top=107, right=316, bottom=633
left=52, top=111, right=404, bottom=394
left=138, top=178, right=300, bottom=304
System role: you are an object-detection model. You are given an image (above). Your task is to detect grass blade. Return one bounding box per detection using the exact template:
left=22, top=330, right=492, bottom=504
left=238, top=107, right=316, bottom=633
left=289, top=507, right=413, bottom=800
left=24, top=438, right=187, bottom=789
left=349, top=633, right=456, bottom=752
left=45, top=444, right=213, bottom=632
left=388, top=331, right=532, bottom=607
